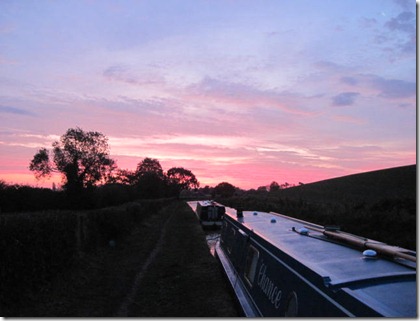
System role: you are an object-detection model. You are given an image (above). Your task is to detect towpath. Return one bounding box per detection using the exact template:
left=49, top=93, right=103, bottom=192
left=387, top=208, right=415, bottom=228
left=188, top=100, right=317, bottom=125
left=115, top=209, right=174, bottom=316
left=24, top=201, right=239, bottom=317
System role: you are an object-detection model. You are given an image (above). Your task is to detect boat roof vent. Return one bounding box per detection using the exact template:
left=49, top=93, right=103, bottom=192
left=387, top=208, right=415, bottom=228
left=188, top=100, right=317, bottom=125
left=253, top=211, right=258, bottom=215
left=298, top=227, right=309, bottom=235
left=270, top=218, right=276, bottom=223
left=363, top=249, right=377, bottom=258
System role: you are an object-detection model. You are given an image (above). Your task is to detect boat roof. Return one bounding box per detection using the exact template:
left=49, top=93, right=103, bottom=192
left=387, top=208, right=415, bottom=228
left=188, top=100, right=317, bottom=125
left=224, top=208, right=416, bottom=317
left=197, top=200, right=225, bottom=207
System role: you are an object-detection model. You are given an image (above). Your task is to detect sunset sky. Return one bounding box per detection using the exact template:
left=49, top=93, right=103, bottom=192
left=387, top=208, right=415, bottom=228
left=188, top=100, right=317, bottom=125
left=0, top=0, right=416, bottom=190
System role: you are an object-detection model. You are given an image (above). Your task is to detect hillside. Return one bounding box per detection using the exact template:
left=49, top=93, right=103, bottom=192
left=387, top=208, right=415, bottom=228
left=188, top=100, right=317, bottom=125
left=217, top=165, right=416, bottom=250
left=280, top=164, right=416, bottom=204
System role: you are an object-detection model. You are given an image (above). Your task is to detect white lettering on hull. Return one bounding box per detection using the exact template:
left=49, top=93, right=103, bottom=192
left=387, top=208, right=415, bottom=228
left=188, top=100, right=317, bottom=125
left=257, top=263, right=282, bottom=309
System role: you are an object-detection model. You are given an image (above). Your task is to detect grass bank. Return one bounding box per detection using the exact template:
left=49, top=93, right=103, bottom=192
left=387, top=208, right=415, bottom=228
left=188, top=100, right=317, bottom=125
left=4, top=201, right=239, bottom=317
left=125, top=201, right=239, bottom=317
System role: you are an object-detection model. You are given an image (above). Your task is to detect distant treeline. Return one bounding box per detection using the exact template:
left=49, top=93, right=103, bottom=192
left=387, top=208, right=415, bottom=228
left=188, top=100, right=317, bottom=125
left=27, top=128, right=199, bottom=203
left=1, top=156, right=200, bottom=212
left=0, top=179, right=242, bottom=213
left=0, top=181, right=167, bottom=213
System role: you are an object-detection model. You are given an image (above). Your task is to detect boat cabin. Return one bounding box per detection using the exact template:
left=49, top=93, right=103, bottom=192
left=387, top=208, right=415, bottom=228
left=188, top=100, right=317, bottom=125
left=195, top=200, right=225, bottom=228
left=216, top=207, right=416, bottom=317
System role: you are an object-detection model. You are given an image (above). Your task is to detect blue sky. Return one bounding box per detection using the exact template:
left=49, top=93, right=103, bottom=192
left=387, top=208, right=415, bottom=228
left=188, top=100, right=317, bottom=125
left=0, top=0, right=416, bottom=189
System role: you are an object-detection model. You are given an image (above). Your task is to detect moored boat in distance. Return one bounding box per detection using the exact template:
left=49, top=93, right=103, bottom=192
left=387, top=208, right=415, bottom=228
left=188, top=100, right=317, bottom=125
left=193, top=200, right=226, bottom=228
left=215, top=206, right=416, bottom=317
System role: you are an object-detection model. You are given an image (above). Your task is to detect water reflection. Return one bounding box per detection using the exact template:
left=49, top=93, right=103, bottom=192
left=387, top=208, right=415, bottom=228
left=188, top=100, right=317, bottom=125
left=187, top=201, right=221, bottom=256
left=205, top=231, right=220, bottom=256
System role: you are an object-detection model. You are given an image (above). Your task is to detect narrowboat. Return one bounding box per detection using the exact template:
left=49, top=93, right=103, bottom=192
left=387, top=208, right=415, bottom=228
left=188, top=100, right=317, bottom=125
left=194, top=200, right=226, bottom=228
left=215, top=207, right=416, bottom=317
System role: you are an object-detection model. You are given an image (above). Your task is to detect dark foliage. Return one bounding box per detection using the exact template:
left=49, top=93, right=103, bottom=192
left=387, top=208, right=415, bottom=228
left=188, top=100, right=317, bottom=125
left=213, top=182, right=236, bottom=198
left=166, top=167, right=199, bottom=198
left=0, top=183, right=68, bottom=212
left=137, top=173, right=166, bottom=199
left=29, top=127, right=116, bottom=194
left=25, top=130, right=200, bottom=209
left=0, top=175, right=200, bottom=213
left=111, top=158, right=200, bottom=200
left=0, top=198, right=175, bottom=315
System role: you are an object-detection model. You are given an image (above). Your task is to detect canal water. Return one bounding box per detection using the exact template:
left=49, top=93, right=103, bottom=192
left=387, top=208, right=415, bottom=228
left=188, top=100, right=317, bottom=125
left=187, top=200, right=221, bottom=256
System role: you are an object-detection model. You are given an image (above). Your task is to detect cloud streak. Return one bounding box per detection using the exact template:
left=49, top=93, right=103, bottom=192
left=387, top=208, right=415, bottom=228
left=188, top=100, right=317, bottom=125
left=368, top=76, right=415, bottom=98
left=332, top=92, right=360, bottom=106
left=0, top=0, right=415, bottom=189
left=339, top=74, right=415, bottom=99
left=0, top=105, right=35, bottom=116
left=186, top=77, right=319, bottom=116
left=103, top=64, right=166, bottom=86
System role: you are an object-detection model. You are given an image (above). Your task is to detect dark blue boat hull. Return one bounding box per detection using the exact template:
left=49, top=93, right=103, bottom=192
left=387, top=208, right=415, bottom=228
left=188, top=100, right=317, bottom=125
left=216, top=208, right=416, bottom=317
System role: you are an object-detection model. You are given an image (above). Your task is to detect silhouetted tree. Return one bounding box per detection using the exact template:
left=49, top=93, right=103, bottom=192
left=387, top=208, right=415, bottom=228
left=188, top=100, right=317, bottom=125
left=269, top=181, right=280, bottom=192
left=257, top=186, right=268, bottom=192
left=134, top=157, right=165, bottom=198
left=166, top=167, right=199, bottom=198
left=29, top=127, right=116, bottom=194
left=111, top=168, right=136, bottom=185
left=202, top=185, right=211, bottom=195
left=281, top=182, right=291, bottom=189
left=214, top=182, right=236, bottom=198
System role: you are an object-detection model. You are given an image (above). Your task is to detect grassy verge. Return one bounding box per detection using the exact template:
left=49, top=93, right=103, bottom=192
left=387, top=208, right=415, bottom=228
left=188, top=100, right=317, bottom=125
left=6, top=201, right=239, bottom=317
left=126, top=201, right=239, bottom=317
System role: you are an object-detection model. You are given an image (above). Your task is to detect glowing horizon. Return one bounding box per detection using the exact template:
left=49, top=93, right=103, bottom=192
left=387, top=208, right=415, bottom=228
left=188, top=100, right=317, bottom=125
left=0, top=0, right=416, bottom=190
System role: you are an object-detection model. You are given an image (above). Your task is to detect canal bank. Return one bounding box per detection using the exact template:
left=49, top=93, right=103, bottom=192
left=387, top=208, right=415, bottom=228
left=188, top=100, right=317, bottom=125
left=122, top=201, right=239, bottom=317
left=20, top=201, right=239, bottom=317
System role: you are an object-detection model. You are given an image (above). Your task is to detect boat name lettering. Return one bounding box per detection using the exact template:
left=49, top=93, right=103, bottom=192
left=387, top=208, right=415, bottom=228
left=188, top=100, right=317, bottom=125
left=257, top=263, right=282, bottom=309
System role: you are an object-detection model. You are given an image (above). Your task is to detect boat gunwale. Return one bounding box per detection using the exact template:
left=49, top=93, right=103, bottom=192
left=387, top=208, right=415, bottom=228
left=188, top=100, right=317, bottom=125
left=214, top=242, right=261, bottom=317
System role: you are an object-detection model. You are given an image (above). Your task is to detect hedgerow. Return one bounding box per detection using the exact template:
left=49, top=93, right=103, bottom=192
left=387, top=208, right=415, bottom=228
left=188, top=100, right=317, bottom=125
left=0, top=198, right=174, bottom=315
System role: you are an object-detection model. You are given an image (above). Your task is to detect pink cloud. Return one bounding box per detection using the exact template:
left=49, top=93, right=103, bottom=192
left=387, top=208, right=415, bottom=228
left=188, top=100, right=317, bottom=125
left=185, top=77, right=318, bottom=116
left=332, top=115, right=367, bottom=125
left=103, top=64, right=166, bottom=86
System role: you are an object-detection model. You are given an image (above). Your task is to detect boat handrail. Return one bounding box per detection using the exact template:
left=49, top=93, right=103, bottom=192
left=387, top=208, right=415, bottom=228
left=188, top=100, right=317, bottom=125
left=269, top=211, right=324, bottom=230
left=304, top=225, right=416, bottom=264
